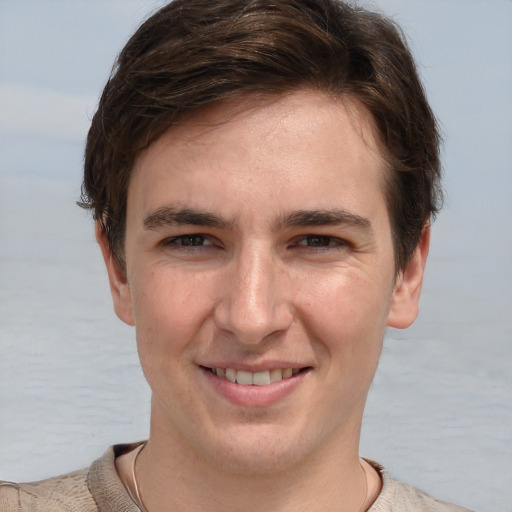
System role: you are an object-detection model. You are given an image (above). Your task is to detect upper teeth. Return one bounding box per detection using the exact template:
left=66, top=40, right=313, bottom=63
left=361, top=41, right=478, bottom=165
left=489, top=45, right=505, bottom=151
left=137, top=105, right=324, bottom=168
left=211, top=367, right=300, bottom=386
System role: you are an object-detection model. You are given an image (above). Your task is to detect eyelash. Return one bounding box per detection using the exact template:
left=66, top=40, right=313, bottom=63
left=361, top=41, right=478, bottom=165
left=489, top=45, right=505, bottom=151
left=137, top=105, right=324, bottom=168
left=292, top=235, right=348, bottom=250
left=163, top=234, right=215, bottom=249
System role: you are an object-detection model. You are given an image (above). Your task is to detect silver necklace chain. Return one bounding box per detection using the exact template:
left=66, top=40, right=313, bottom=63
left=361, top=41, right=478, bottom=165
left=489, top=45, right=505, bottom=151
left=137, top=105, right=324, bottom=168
left=131, top=442, right=148, bottom=512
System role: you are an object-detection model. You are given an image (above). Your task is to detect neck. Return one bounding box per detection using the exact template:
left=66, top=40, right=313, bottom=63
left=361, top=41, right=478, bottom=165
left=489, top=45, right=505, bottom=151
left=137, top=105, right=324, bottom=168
left=134, top=409, right=378, bottom=512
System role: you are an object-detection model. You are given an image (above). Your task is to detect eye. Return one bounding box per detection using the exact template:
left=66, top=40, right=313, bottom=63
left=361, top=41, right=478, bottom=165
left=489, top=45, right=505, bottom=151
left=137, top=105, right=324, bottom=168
left=294, top=235, right=347, bottom=249
left=159, top=233, right=223, bottom=260
left=166, top=234, right=212, bottom=247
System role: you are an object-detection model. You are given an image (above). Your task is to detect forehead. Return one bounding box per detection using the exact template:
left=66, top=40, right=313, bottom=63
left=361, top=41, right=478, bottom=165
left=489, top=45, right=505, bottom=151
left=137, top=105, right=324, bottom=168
left=165, top=90, right=383, bottom=155
left=128, top=90, right=388, bottom=222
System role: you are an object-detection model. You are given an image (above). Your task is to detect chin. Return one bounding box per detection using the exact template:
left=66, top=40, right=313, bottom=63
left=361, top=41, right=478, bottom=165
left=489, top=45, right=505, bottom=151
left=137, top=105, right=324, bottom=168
left=198, top=423, right=317, bottom=476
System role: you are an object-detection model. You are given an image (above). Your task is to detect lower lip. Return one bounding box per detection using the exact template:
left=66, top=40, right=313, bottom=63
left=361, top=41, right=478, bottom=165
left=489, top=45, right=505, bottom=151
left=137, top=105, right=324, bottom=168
left=200, top=367, right=308, bottom=408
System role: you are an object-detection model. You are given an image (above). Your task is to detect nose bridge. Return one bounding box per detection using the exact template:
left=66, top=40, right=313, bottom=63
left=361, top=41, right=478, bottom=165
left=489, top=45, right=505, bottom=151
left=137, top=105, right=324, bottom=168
left=215, top=241, right=291, bottom=344
left=239, top=243, right=275, bottom=316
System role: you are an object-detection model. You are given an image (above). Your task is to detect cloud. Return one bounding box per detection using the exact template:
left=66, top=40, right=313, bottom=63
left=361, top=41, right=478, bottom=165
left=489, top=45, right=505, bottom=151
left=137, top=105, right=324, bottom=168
left=0, top=83, right=97, bottom=142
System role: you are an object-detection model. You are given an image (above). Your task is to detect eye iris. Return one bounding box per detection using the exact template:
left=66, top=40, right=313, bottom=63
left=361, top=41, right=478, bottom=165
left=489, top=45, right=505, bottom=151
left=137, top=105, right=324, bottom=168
left=307, top=236, right=330, bottom=247
left=180, top=235, right=204, bottom=246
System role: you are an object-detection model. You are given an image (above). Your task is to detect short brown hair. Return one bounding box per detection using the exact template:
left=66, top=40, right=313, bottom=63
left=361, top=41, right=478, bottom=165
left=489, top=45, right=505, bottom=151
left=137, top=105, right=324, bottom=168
left=81, top=0, right=442, bottom=271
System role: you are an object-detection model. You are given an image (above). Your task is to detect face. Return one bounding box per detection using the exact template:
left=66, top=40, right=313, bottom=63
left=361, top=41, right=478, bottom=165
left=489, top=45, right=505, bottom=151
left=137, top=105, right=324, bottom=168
left=99, top=90, right=428, bottom=475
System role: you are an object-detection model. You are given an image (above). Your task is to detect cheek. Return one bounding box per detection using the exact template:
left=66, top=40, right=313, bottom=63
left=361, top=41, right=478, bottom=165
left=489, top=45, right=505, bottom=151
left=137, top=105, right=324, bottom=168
left=295, top=271, right=390, bottom=419
left=129, top=266, right=215, bottom=359
left=298, top=269, right=391, bottom=354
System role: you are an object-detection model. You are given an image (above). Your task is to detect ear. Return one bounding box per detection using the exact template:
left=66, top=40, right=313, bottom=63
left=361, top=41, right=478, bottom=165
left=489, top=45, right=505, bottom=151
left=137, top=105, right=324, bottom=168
left=95, top=222, right=135, bottom=326
left=387, top=225, right=430, bottom=329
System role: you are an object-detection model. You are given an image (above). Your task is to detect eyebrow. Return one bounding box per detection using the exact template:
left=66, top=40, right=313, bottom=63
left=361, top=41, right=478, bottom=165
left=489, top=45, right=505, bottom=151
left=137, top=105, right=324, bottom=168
left=143, top=206, right=373, bottom=235
left=276, top=209, right=372, bottom=232
left=143, top=207, right=233, bottom=230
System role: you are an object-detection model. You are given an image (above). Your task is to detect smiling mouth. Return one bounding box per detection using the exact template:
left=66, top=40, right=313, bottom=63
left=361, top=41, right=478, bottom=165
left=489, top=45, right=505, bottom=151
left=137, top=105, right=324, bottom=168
left=203, top=367, right=309, bottom=386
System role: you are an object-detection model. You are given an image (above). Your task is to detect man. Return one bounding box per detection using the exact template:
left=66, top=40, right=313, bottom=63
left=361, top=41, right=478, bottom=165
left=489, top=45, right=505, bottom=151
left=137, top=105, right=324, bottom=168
left=0, top=0, right=473, bottom=510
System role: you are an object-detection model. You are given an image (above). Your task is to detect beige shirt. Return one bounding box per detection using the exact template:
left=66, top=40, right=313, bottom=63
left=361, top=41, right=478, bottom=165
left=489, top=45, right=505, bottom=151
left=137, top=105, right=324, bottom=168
left=0, top=443, right=474, bottom=512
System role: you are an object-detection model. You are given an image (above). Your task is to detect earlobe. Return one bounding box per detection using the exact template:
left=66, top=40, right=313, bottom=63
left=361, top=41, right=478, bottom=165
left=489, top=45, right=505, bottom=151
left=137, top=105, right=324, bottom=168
left=387, top=225, right=430, bottom=329
left=95, top=222, right=135, bottom=326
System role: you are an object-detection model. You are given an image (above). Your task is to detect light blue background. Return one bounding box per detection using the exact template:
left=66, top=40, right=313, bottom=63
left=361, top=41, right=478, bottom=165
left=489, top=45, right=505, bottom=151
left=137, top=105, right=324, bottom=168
left=0, top=2, right=510, bottom=511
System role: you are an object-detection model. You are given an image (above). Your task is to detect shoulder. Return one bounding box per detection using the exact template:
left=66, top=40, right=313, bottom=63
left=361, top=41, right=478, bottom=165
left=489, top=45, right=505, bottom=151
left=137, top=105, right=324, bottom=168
left=0, top=443, right=142, bottom=512
left=0, top=468, right=97, bottom=512
left=367, top=460, right=476, bottom=512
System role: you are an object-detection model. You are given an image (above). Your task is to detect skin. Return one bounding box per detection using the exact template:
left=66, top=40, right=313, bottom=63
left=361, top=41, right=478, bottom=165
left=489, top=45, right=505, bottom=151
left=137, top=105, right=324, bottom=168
left=99, top=90, right=429, bottom=512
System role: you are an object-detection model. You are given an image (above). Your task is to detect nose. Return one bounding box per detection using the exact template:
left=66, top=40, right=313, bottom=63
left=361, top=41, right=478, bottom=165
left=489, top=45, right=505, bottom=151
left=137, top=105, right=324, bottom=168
left=213, top=244, right=293, bottom=345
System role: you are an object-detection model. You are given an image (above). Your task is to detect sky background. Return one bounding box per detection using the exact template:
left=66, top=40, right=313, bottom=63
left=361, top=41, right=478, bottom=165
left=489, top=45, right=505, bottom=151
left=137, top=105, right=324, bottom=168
left=0, top=1, right=511, bottom=511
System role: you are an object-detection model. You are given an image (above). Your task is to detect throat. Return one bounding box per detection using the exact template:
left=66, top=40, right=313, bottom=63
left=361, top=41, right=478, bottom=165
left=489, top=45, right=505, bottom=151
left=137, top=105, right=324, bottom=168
left=124, top=436, right=381, bottom=512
